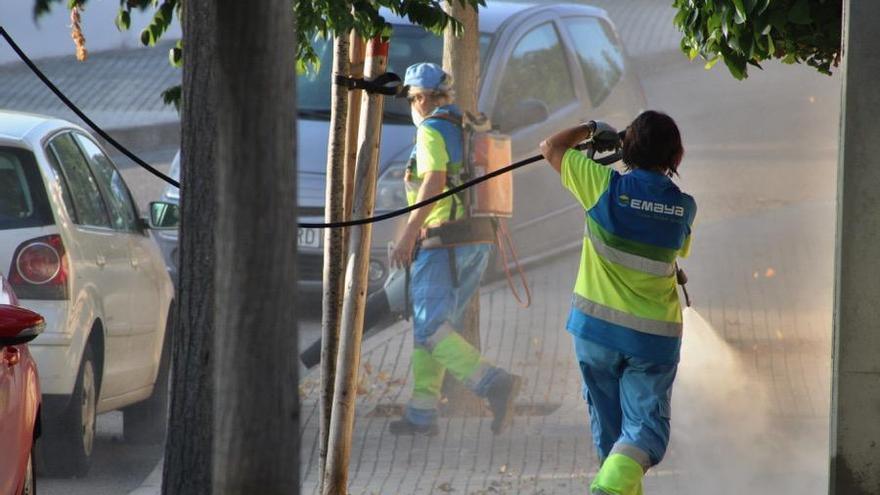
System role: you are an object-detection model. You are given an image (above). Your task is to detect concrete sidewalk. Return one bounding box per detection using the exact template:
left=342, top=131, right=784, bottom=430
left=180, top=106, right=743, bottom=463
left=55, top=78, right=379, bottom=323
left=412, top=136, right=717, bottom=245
left=298, top=198, right=833, bottom=495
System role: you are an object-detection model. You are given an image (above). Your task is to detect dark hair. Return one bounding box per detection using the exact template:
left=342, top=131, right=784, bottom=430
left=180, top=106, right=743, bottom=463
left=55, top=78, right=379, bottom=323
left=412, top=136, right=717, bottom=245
left=621, top=111, right=684, bottom=176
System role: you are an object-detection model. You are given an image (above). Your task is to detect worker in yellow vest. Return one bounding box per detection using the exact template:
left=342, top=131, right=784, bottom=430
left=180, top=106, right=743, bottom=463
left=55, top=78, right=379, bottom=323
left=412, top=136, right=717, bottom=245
left=541, top=111, right=696, bottom=495
left=388, top=63, right=521, bottom=436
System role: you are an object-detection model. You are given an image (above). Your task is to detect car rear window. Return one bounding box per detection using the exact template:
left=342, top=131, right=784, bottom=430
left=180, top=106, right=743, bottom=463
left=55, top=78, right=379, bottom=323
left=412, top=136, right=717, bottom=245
left=0, top=147, right=53, bottom=230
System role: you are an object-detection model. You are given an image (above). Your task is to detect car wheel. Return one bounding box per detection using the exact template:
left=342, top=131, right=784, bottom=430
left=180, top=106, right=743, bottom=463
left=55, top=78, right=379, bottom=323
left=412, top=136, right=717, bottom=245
left=20, top=442, right=36, bottom=495
left=39, top=345, right=97, bottom=478
left=123, top=304, right=172, bottom=444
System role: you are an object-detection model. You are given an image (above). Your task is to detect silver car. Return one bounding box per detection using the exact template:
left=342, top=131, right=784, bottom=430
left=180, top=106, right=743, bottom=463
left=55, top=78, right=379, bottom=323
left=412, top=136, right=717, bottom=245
left=156, top=1, right=645, bottom=292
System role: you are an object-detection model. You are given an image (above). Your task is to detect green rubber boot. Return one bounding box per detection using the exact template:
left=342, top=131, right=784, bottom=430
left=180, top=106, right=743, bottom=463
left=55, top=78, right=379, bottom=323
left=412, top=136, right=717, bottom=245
left=590, top=453, right=644, bottom=495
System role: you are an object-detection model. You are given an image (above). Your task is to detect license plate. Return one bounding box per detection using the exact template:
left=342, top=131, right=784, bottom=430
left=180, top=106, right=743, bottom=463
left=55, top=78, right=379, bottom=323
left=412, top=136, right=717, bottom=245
left=298, top=228, right=321, bottom=248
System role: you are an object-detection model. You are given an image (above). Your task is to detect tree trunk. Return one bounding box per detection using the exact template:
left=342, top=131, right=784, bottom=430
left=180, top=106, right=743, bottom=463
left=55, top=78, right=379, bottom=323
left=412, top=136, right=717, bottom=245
left=211, top=0, right=299, bottom=493
left=319, top=32, right=351, bottom=494
left=441, top=0, right=483, bottom=416
left=344, top=34, right=367, bottom=243
left=442, top=1, right=480, bottom=116
left=162, top=2, right=217, bottom=493
left=323, top=36, right=389, bottom=495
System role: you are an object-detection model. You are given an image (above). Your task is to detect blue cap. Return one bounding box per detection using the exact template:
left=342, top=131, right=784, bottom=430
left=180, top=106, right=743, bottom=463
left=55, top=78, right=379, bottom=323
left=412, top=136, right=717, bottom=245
left=404, top=63, right=449, bottom=91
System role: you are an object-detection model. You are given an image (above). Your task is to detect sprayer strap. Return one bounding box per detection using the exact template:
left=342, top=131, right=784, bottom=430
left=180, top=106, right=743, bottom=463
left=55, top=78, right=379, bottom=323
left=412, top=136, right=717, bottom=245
left=572, top=294, right=682, bottom=337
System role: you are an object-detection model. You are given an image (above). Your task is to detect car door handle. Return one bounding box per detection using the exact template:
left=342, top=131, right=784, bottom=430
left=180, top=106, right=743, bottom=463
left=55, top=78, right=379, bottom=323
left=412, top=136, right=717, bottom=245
left=96, top=254, right=106, bottom=267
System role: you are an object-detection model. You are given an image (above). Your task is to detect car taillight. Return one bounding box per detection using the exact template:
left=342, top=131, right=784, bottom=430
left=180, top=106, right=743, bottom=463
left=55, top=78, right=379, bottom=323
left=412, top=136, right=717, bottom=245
left=9, top=234, right=69, bottom=300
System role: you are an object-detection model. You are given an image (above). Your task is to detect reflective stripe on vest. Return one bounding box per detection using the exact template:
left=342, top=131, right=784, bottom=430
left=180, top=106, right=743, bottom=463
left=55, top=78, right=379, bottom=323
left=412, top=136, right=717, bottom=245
left=585, top=223, right=676, bottom=277
left=572, top=294, right=682, bottom=337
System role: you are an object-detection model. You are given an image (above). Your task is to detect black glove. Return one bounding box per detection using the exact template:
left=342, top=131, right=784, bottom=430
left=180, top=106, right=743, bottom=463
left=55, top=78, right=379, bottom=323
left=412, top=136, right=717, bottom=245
left=587, top=120, right=622, bottom=152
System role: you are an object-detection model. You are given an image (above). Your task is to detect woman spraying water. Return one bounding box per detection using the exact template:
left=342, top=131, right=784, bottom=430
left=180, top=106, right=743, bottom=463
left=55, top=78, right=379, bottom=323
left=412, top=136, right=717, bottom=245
left=540, top=112, right=696, bottom=495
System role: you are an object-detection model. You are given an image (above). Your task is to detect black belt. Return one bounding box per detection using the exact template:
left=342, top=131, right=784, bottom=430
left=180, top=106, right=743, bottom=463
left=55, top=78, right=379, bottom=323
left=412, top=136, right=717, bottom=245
left=419, top=218, right=496, bottom=249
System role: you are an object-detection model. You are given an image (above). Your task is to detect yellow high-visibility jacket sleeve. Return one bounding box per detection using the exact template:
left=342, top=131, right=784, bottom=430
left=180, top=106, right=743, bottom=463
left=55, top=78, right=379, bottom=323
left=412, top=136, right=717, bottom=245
left=416, top=125, right=450, bottom=176
left=560, top=148, right=613, bottom=211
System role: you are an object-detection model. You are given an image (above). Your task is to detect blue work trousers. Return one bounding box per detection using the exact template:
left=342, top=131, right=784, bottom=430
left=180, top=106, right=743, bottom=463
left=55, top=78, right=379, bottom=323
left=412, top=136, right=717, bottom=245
left=410, top=244, right=492, bottom=344
left=573, top=335, right=677, bottom=469
left=405, top=243, right=501, bottom=426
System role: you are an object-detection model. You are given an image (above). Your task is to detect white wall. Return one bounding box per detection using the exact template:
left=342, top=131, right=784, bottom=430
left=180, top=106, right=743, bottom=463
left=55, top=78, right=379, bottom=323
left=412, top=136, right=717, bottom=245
left=0, top=0, right=182, bottom=64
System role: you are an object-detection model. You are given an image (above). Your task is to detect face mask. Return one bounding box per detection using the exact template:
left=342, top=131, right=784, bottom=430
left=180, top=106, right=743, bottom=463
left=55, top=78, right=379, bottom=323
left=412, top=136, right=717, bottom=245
left=411, top=106, right=425, bottom=126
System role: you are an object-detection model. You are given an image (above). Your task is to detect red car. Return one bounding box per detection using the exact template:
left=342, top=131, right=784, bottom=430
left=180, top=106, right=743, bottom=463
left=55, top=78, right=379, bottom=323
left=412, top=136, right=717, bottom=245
left=0, top=273, right=43, bottom=495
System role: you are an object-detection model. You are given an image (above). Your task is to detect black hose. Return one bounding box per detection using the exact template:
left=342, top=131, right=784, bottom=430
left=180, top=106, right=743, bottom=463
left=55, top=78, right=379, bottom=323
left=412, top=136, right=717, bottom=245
left=298, top=145, right=618, bottom=229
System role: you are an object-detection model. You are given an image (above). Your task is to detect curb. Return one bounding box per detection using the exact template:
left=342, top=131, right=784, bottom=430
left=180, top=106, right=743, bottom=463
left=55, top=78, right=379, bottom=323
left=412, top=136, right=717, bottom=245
left=127, top=458, right=163, bottom=495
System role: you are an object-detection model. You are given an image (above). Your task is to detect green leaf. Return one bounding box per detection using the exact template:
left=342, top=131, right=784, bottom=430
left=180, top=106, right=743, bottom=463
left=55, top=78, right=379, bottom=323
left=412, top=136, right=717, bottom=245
left=788, top=0, right=813, bottom=25
left=673, top=0, right=840, bottom=81
left=732, top=0, right=746, bottom=21
left=768, top=8, right=787, bottom=30
left=674, top=8, right=690, bottom=28
left=115, top=9, right=131, bottom=31
left=161, top=85, right=181, bottom=112
left=723, top=55, right=748, bottom=79
left=755, top=0, right=771, bottom=15
left=707, top=12, right=722, bottom=32
left=688, top=47, right=699, bottom=60
left=704, top=56, right=721, bottom=70
left=169, top=41, right=182, bottom=68
left=32, top=0, right=57, bottom=20
left=728, top=33, right=742, bottom=54
left=721, top=7, right=731, bottom=37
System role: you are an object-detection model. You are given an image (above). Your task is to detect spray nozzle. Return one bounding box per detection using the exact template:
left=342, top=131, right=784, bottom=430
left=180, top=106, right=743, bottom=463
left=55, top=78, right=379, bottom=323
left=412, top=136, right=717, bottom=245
left=578, top=120, right=625, bottom=165
left=676, top=267, right=688, bottom=285
left=676, top=265, right=691, bottom=307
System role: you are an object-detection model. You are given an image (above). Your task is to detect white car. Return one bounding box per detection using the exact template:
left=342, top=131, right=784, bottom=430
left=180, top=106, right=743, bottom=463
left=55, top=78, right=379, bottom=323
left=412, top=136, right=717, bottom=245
left=0, top=110, right=175, bottom=477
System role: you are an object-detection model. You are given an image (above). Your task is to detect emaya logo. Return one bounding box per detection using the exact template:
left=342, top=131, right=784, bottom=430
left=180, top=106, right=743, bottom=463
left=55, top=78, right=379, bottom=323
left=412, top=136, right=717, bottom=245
left=618, top=194, right=685, bottom=217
